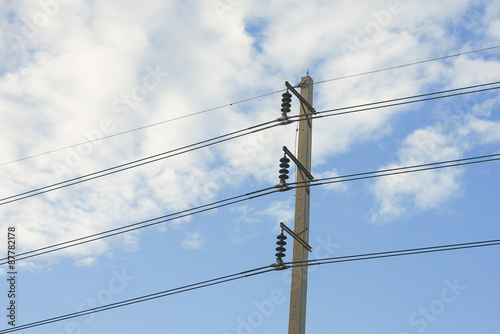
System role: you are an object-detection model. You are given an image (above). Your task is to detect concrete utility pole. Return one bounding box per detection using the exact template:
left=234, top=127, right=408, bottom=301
left=288, top=75, right=313, bottom=334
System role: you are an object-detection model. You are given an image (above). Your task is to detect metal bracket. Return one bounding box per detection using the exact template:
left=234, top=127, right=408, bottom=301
left=283, top=146, right=314, bottom=181
left=280, top=222, right=312, bottom=252
left=295, top=228, right=308, bottom=236
left=285, top=81, right=316, bottom=115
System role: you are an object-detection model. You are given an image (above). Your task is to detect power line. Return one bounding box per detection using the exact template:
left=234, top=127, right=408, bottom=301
left=0, top=187, right=278, bottom=265
left=313, top=45, right=500, bottom=85
left=3, top=237, right=499, bottom=333
left=286, top=239, right=500, bottom=268
left=0, top=90, right=284, bottom=168
left=289, top=153, right=500, bottom=189
left=3, top=153, right=498, bottom=266
left=0, top=121, right=280, bottom=206
left=319, top=80, right=500, bottom=115
left=317, top=85, right=500, bottom=118
left=0, top=265, right=276, bottom=333
left=1, top=85, right=497, bottom=263
left=289, top=80, right=500, bottom=122
left=3, top=81, right=498, bottom=206
left=3, top=45, right=497, bottom=168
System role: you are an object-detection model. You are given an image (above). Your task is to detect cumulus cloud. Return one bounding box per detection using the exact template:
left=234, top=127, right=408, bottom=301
left=259, top=199, right=295, bottom=230
left=370, top=127, right=463, bottom=221
left=462, top=116, right=500, bottom=144
left=74, top=256, right=98, bottom=267
left=227, top=199, right=295, bottom=244
left=0, top=0, right=499, bottom=268
left=181, top=232, right=205, bottom=250
left=370, top=127, right=464, bottom=223
left=370, top=103, right=500, bottom=223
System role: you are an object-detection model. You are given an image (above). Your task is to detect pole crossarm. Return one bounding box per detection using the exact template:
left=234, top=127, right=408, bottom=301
left=285, top=81, right=317, bottom=115
left=283, top=146, right=315, bottom=181
left=280, top=222, right=312, bottom=252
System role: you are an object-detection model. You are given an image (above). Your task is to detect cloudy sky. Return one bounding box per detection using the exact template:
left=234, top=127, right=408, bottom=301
left=1, top=0, right=499, bottom=333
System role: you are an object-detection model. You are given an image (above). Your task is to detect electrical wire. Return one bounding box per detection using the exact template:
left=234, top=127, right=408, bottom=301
left=285, top=239, right=500, bottom=268
left=313, top=45, right=500, bottom=85
left=0, top=187, right=279, bottom=265
left=288, top=80, right=500, bottom=122
left=1, top=81, right=498, bottom=262
left=0, top=90, right=285, bottom=168
left=3, top=237, right=499, bottom=333
left=1, top=46, right=497, bottom=333
left=2, top=45, right=497, bottom=168
left=3, top=153, right=498, bottom=266
left=3, top=80, right=499, bottom=207
left=318, top=80, right=500, bottom=115
left=0, top=265, right=276, bottom=333
left=0, top=121, right=280, bottom=206
left=289, top=154, right=500, bottom=190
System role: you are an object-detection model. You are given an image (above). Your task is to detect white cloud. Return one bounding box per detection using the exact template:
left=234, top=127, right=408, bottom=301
left=258, top=199, right=295, bottom=231
left=1, top=0, right=499, bottom=268
left=488, top=20, right=500, bottom=40
left=228, top=199, right=295, bottom=244
left=74, top=256, right=98, bottom=267
left=370, top=104, right=500, bottom=223
left=370, top=127, right=464, bottom=223
left=181, top=232, right=205, bottom=250
left=371, top=166, right=464, bottom=222
left=227, top=205, right=264, bottom=244
left=463, top=116, right=500, bottom=144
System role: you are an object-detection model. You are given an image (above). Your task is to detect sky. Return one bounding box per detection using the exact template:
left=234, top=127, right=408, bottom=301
left=0, top=0, right=499, bottom=333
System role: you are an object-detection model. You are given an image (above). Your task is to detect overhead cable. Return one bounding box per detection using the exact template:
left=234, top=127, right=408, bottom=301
left=0, top=90, right=284, bottom=168
left=290, top=154, right=500, bottom=190
left=313, top=45, right=500, bottom=85
left=3, top=45, right=497, bottom=168
left=2, top=237, right=499, bottom=332
left=0, top=266, right=275, bottom=333
left=286, top=239, right=500, bottom=268
left=0, top=188, right=278, bottom=265
left=288, top=81, right=500, bottom=122
left=0, top=121, right=279, bottom=206
left=2, top=153, right=498, bottom=266
left=3, top=81, right=499, bottom=207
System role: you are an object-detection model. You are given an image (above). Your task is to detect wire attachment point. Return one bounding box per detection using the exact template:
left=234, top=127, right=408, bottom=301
left=272, top=229, right=289, bottom=270
left=276, top=154, right=291, bottom=191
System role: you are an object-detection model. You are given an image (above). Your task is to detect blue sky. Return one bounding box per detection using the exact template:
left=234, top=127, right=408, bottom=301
left=1, top=0, right=499, bottom=333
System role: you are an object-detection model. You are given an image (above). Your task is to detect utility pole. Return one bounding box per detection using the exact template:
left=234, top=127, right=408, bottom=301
left=288, top=75, right=313, bottom=334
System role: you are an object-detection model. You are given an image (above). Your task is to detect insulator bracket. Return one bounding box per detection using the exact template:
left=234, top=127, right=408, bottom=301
left=283, top=146, right=314, bottom=181
left=280, top=222, right=312, bottom=252
left=285, top=81, right=316, bottom=115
